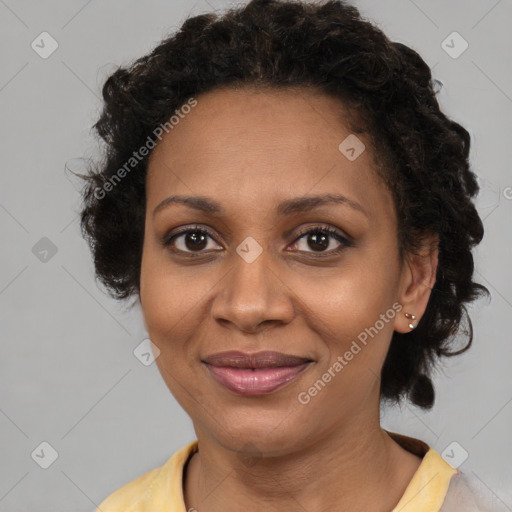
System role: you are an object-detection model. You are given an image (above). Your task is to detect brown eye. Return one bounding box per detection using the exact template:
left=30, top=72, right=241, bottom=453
left=181, top=231, right=208, bottom=251
left=289, top=226, right=353, bottom=255
left=163, top=226, right=222, bottom=254
left=305, top=231, right=330, bottom=251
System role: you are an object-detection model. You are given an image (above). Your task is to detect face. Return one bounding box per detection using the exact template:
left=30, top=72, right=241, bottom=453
left=140, top=87, right=418, bottom=456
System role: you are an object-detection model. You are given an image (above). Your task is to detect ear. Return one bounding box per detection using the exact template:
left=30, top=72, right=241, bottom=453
left=394, top=233, right=439, bottom=333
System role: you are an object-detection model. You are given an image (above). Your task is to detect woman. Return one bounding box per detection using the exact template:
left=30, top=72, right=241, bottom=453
left=79, top=0, right=496, bottom=510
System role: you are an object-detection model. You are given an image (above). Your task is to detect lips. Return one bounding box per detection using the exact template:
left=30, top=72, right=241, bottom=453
left=202, top=350, right=313, bottom=396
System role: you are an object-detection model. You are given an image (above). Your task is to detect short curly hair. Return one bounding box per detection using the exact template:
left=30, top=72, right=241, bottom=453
left=78, top=0, right=489, bottom=409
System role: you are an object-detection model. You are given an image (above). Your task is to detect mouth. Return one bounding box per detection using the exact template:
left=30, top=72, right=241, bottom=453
left=201, top=350, right=314, bottom=396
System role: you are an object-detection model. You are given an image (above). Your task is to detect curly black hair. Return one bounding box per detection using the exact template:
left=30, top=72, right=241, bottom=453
left=78, top=0, right=489, bottom=409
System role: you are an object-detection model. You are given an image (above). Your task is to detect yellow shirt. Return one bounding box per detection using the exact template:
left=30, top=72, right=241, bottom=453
left=96, top=431, right=460, bottom=512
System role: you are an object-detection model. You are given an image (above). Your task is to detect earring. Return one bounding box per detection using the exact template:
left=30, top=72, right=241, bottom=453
left=404, top=312, right=416, bottom=330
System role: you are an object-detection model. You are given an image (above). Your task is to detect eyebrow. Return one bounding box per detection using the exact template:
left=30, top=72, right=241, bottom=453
left=153, top=193, right=369, bottom=219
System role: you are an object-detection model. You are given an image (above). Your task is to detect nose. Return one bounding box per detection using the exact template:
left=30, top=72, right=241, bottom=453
left=210, top=247, right=295, bottom=335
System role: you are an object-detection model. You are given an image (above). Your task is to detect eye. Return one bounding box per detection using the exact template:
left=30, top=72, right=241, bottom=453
left=162, top=224, right=353, bottom=257
left=288, top=226, right=353, bottom=256
left=162, top=225, right=222, bottom=255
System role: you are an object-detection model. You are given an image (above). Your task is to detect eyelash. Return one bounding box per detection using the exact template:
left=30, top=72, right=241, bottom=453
left=162, top=224, right=353, bottom=258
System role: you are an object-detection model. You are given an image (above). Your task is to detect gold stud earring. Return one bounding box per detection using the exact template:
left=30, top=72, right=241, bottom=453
left=404, top=312, right=416, bottom=330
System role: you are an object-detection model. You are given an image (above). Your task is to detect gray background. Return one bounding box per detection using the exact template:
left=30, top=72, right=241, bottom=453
left=1, top=0, right=511, bottom=510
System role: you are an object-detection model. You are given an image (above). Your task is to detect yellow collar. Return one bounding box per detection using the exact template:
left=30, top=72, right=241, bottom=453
left=386, top=430, right=458, bottom=512
left=98, top=431, right=458, bottom=511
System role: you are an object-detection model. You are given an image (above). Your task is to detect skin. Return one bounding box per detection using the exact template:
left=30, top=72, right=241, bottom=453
left=139, top=86, right=439, bottom=512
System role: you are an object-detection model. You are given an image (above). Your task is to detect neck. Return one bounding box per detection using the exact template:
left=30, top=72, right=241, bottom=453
left=184, top=407, right=421, bottom=512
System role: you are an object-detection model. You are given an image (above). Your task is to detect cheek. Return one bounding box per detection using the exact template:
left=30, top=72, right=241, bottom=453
left=303, top=243, right=401, bottom=377
left=296, top=270, right=399, bottom=422
left=315, top=259, right=398, bottom=334
left=140, top=242, right=204, bottom=336
left=140, top=253, right=205, bottom=409
left=140, top=247, right=199, bottom=385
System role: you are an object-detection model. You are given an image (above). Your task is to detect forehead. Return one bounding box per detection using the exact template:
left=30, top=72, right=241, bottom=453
left=146, top=86, right=393, bottom=222
left=149, top=86, right=363, bottom=164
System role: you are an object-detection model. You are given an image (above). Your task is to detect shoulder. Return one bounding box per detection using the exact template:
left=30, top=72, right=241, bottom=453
left=440, top=471, right=509, bottom=512
left=96, top=465, right=163, bottom=512
left=95, top=440, right=198, bottom=512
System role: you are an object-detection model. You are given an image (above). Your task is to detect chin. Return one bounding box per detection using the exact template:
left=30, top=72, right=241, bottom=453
left=201, top=404, right=315, bottom=457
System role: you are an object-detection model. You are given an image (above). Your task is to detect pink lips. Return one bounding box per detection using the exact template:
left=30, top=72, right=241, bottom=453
left=202, top=350, right=312, bottom=396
